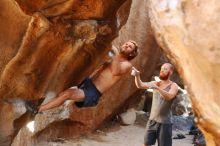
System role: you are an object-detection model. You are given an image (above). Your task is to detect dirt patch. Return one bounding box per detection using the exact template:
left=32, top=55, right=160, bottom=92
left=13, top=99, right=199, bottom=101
left=37, top=114, right=194, bottom=146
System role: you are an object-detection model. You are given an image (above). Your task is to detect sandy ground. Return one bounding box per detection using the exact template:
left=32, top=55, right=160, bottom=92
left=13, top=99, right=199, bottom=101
left=38, top=115, right=194, bottom=146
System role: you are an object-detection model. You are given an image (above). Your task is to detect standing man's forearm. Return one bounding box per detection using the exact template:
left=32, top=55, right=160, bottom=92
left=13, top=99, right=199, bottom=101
left=156, top=88, right=174, bottom=100
left=134, top=75, right=145, bottom=89
left=132, top=67, right=153, bottom=89
left=154, top=84, right=178, bottom=101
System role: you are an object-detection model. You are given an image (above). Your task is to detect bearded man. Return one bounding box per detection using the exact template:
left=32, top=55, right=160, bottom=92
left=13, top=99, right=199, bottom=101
left=26, top=40, right=138, bottom=113
left=131, top=63, right=178, bottom=146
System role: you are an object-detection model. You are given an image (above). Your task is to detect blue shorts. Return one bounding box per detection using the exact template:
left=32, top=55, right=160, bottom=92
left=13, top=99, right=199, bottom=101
left=75, top=77, right=102, bottom=108
left=144, top=120, right=172, bottom=146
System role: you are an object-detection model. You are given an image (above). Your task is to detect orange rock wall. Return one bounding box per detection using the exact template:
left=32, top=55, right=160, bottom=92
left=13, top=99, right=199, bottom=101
left=148, top=0, right=220, bottom=145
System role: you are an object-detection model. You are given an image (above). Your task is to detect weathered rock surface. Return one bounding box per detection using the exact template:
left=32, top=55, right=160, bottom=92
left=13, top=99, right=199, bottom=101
left=27, top=1, right=160, bottom=145
left=0, top=0, right=161, bottom=145
left=148, top=0, right=220, bottom=145
left=0, top=0, right=129, bottom=145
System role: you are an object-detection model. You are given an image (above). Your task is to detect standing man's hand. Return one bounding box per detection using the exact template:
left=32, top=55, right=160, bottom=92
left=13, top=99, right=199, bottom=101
left=131, top=67, right=140, bottom=76
left=131, top=67, right=156, bottom=89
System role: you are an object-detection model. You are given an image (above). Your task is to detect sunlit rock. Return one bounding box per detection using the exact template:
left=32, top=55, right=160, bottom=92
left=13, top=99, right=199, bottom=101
left=0, top=0, right=128, bottom=145
left=148, top=0, right=220, bottom=145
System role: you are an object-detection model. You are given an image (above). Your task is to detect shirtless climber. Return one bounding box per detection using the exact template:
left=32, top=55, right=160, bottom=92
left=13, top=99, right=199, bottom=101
left=26, top=40, right=138, bottom=114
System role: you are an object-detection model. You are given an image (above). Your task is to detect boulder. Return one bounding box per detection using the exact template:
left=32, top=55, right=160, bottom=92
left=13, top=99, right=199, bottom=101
left=1, top=0, right=161, bottom=145
left=119, top=108, right=136, bottom=125
left=148, top=0, right=220, bottom=145
left=30, top=1, right=160, bottom=144
left=0, top=0, right=127, bottom=145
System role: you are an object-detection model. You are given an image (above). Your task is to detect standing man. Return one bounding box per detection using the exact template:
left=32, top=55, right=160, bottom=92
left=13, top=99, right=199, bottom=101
left=26, top=40, right=138, bottom=113
left=131, top=63, right=178, bottom=146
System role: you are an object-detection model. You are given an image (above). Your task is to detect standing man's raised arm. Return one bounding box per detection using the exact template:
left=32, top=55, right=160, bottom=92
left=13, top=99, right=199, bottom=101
left=152, top=83, right=178, bottom=101
left=131, top=67, right=154, bottom=89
